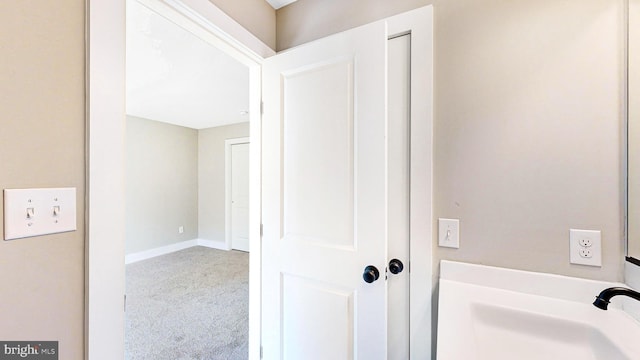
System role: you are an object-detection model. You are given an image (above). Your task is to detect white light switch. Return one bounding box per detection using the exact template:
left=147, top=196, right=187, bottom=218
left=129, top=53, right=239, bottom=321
left=4, top=188, right=77, bottom=240
left=439, top=218, right=460, bottom=248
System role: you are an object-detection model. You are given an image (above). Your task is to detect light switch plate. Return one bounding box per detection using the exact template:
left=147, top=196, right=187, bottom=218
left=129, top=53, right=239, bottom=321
left=439, top=218, right=460, bottom=248
left=569, top=229, right=602, bottom=267
left=4, top=188, right=77, bottom=240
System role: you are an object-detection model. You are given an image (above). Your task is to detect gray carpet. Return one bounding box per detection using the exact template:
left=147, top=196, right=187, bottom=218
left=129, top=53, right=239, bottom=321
left=125, top=246, right=249, bottom=360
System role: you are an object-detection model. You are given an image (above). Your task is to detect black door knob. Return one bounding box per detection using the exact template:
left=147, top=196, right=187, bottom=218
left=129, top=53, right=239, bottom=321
left=363, top=265, right=380, bottom=283
left=389, top=259, right=404, bottom=275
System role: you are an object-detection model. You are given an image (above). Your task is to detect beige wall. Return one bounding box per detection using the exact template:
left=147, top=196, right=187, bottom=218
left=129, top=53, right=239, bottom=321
left=198, top=122, right=250, bottom=242
left=276, top=0, right=429, bottom=50
left=125, top=116, right=199, bottom=254
left=0, top=1, right=85, bottom=359
left=210, top=0, right=276, bottom=50
left=278, top=0, right=626, bottom=282
left=434, top=0, right=624, bottom=282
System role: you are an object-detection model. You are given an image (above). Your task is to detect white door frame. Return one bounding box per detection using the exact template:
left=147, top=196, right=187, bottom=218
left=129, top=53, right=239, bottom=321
left=225, top=137, right=250, bottom=251
left=86, top=1, right=272, bottom=359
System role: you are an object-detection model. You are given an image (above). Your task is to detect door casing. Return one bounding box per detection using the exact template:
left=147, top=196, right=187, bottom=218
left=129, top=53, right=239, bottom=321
left=86, top=0, right=270, bottom=359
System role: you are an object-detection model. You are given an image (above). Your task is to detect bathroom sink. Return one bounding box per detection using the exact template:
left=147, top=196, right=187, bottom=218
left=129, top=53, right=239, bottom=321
left=471, top=302, right=631, bottom=359
left=437, top=261, right=640, bottom=359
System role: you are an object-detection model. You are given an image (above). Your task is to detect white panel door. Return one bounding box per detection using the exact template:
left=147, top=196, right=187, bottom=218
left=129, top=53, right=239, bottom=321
left=231, top=142, right=250, bottom=252
left=262, top=18, right=387, bottom=360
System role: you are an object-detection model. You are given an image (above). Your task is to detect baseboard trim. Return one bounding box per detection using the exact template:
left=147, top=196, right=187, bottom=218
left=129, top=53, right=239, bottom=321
left=125, top=239, right=199, bottom=264
left=197, top=238, right=230, bottom=251
left=125, top=238, right=233, bottom=264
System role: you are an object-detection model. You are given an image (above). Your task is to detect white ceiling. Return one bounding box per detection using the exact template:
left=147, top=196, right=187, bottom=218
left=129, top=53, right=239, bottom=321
left=126, top=0, right=250, bottom=129
left=265, top=0, right=298, bottom=10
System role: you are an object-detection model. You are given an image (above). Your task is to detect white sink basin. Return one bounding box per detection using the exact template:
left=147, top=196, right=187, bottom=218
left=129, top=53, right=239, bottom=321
left=437, top=261, right=640, bottom=359
left=471, top=301, right=631, bottom=359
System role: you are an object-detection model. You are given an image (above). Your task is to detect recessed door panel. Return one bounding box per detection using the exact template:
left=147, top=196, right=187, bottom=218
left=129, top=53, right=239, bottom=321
left=282, top=274, right=354, bottom=360
left=283, top=60, right=354, bottom=248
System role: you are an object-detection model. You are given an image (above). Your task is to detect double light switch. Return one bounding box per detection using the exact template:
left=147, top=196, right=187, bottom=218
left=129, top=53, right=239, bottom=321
left=3, top=188, right=77, bottom=240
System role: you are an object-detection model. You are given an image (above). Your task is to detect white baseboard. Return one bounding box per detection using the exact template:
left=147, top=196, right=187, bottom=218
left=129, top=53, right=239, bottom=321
left=125, top=239, right=199, bottom=264
left=125, top=238, right=232, bottom=264
left=197, top=238, right=230, bottom=251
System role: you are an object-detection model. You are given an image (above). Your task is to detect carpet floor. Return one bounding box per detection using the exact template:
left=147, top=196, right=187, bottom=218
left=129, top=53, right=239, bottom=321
left=125, top=246, right=249, bottom=360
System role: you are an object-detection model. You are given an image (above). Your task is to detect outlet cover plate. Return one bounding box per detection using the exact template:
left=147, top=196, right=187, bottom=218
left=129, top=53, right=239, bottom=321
left=569, top=229, right=601, bottom=267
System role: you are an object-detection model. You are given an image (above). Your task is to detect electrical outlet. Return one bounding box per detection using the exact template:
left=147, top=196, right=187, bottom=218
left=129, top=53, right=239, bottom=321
left=178, top=226, right=184, bottom=234
left=579, top=248, right=593, bottom=258
left=570, top=229, right=601, bottom=266
left=579, top=238, right=593, bottom=247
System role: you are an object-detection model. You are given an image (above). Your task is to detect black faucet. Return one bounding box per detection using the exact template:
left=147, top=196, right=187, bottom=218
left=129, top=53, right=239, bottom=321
left=593, top=287, right=640, bottom=310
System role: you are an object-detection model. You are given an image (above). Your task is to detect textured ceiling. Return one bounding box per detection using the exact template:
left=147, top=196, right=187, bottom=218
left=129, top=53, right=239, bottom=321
left=126, top=0, right=250, bottom=129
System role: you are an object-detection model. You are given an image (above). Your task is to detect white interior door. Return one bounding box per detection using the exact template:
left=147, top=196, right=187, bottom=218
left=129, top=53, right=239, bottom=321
left=262, top=7, right=434, bottom=360
left=262, top=18, right=388, bottom=360
left=231, top=142, right=250, bottom=252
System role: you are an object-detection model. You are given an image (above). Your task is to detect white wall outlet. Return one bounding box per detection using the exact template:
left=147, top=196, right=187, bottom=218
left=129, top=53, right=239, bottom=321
left=178, top=226, right=184, bottom=234
left=579, top=238, right=593, bottom=247
left=438, top=218, right=460, bottom=248
left=570, top=229, right=601, bottom=266
left=579, top=248, right=593, bottom=258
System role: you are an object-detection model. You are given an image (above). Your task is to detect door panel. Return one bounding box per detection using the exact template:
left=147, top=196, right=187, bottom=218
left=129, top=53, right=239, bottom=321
left=262, top=19, right=387, bottom=360
left=283, top=59, right=354, bottom=248
left=282, top=274, right=353, bottom=360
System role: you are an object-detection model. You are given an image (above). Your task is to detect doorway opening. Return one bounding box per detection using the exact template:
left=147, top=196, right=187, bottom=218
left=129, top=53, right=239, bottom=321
left=88, top=2, right=433, bottom=358
left=124, top=0, right=253, bottom=357
left=86, top=0, right=269, bottom=358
